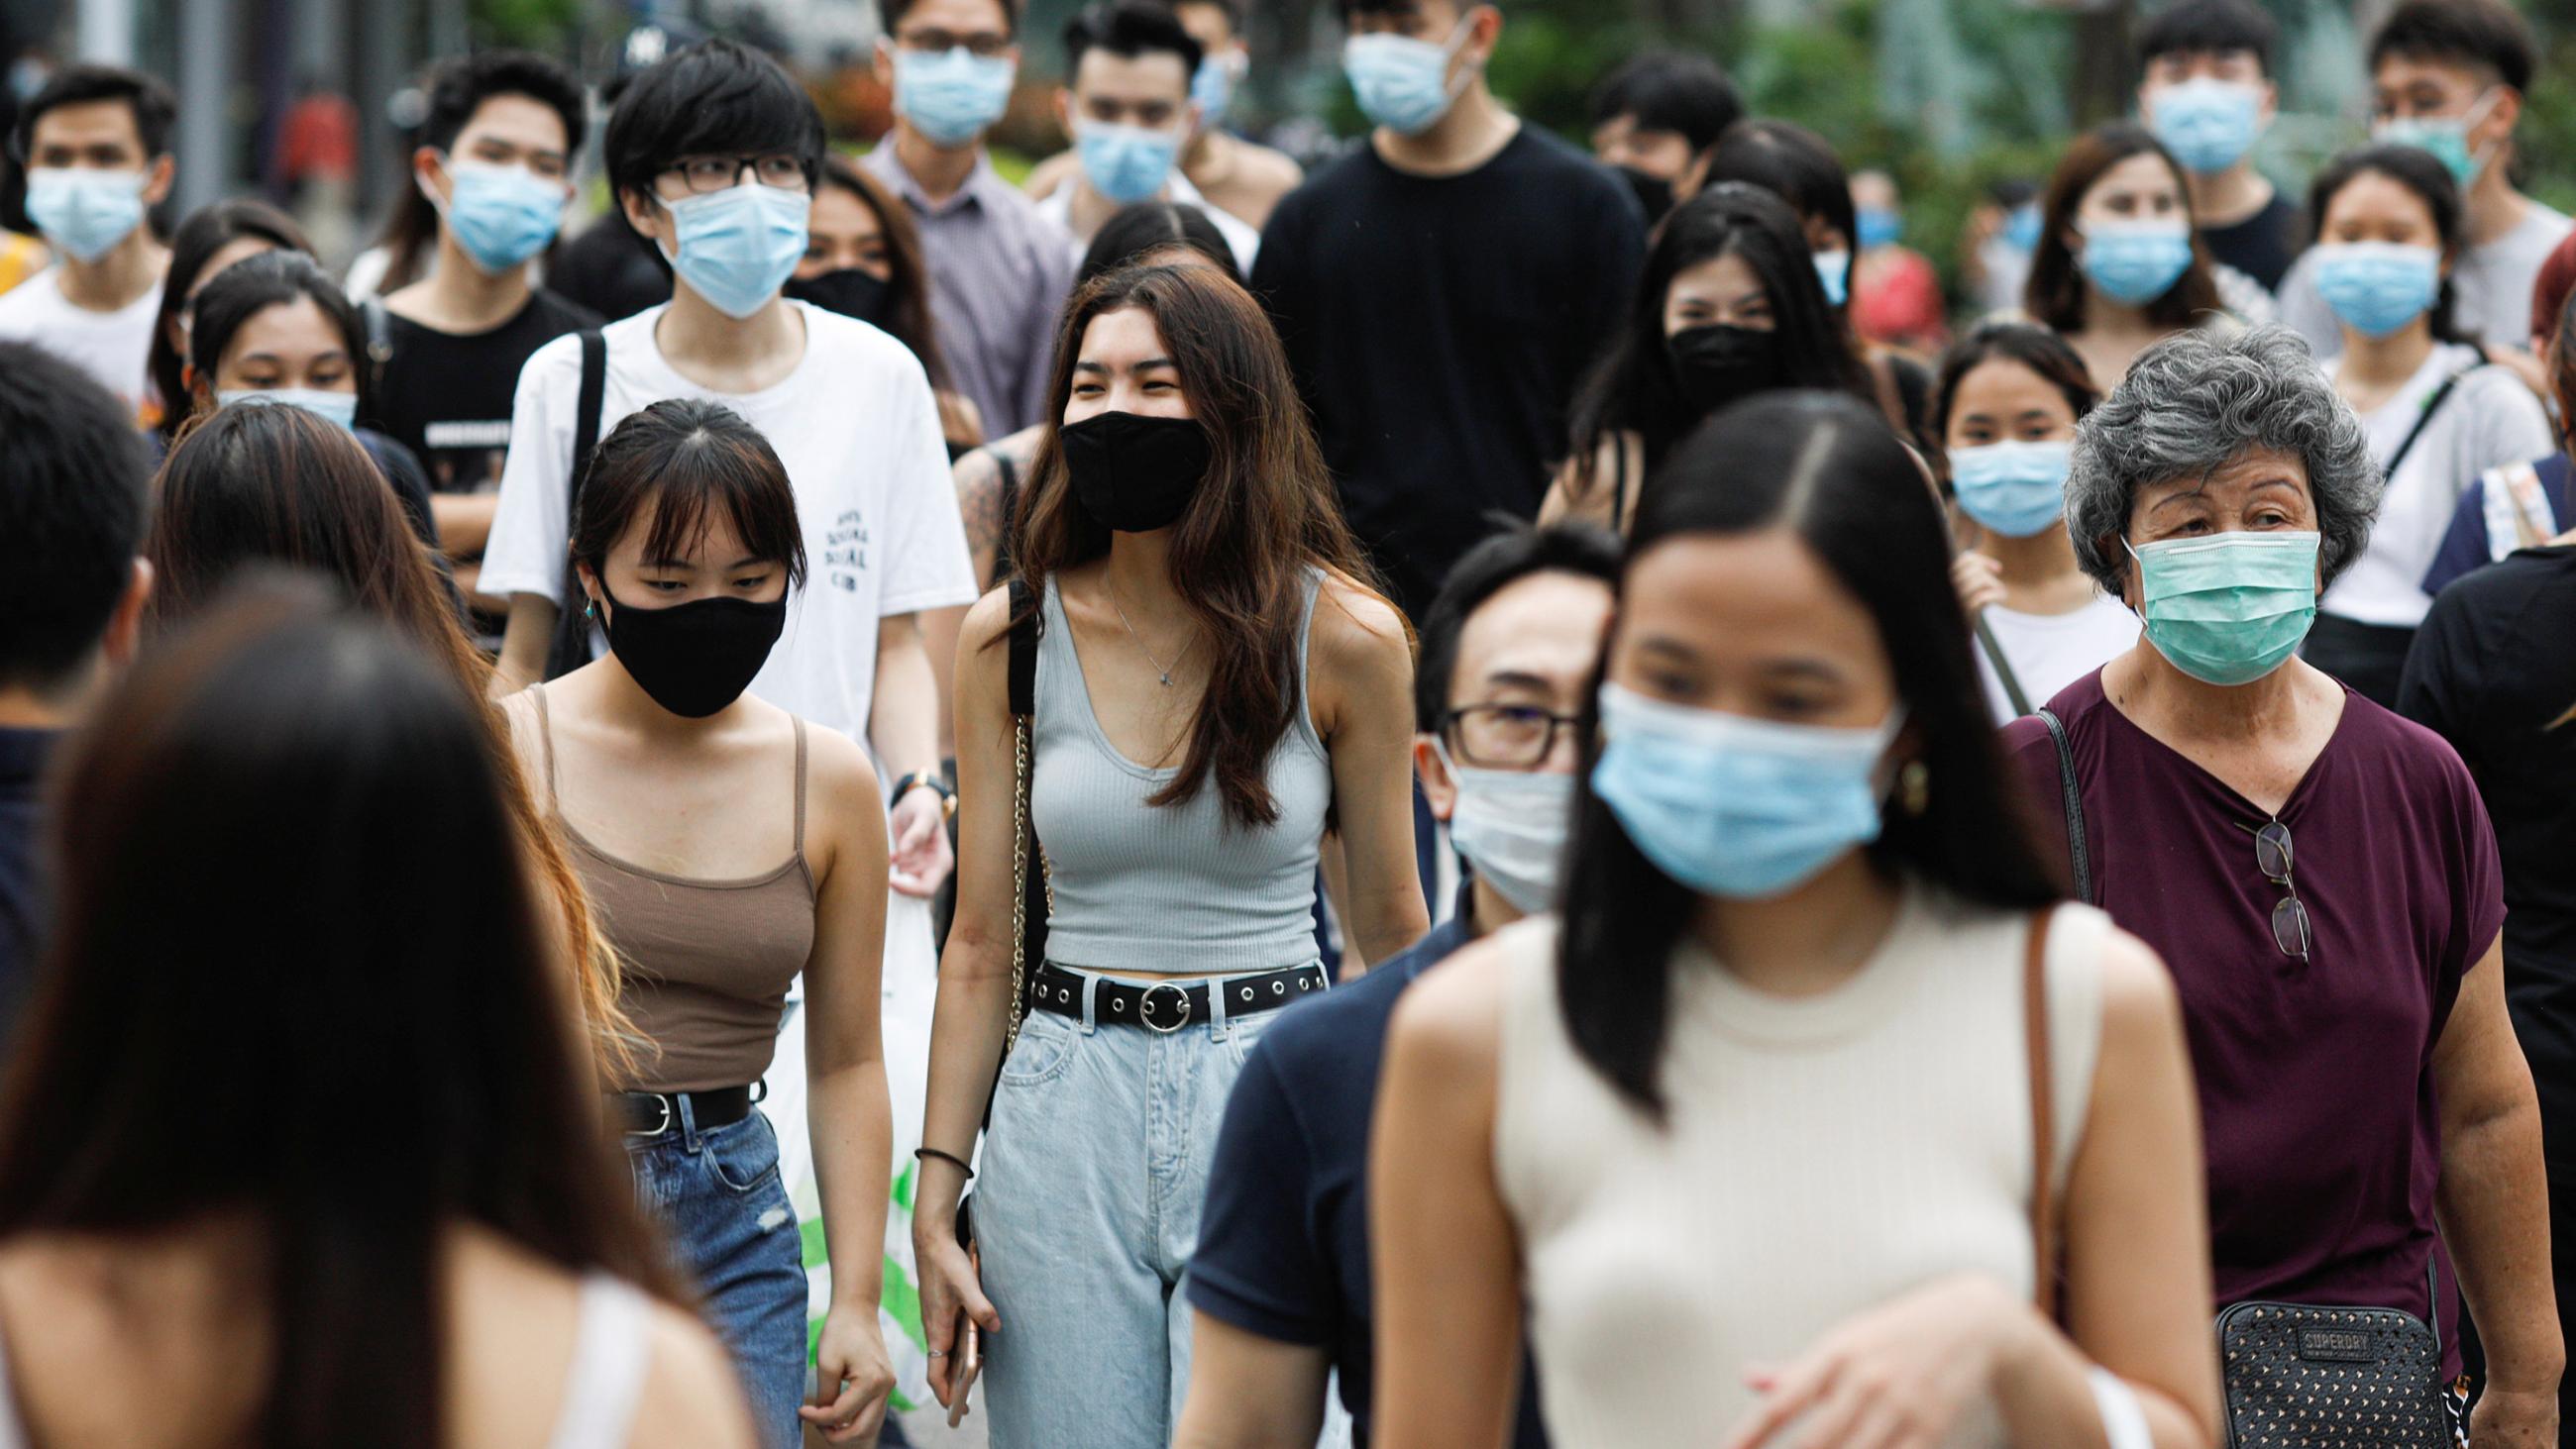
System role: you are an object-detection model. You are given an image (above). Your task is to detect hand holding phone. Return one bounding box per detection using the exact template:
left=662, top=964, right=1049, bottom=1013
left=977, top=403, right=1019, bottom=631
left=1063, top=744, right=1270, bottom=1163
left=946, top=1309, right=983, bottom=1427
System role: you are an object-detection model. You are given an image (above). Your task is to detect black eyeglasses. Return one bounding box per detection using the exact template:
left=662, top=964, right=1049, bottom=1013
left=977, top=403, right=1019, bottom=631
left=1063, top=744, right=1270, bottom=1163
left=2249, top=818, right=2311, bottom=966
left=1443, top=704, right=1581, bottom=771
left=661, top=154, right=810, bottom=195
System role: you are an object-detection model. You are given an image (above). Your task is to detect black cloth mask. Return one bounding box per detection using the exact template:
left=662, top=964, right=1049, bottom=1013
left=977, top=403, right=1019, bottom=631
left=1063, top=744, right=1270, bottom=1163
left=1618, top=165, right=1675, bottom=225
left=1061, top=411, right=1213, bottom=533
left=597, top=579, right=788, bottom=719
left=785, top=267, right=897, bottom=329
left=1667, top=323, right=1783, bottom=416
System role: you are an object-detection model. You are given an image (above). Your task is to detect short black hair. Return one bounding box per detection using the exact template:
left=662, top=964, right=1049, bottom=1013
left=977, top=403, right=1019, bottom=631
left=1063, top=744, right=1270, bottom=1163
left=2137, top=0, right=2278, bottom=77
left=1414, top=522, right=1621, bottom=733
left=1065, top=1, right=1205, bottom=80
left=10, top=63, right=176, bottom=162
left=1588, top=53, right=1744, bottom=155
left=187, top=251, right=375, bottom=424
left=2370, top=0, right=2534, bottom=94
left=1699, top=119, right=1857, bottom=255
left=0, top=342, right=152, bottom=692
left=604, top=38, right=823, bottom=207
left=419, top=49, right=588, bottom=157
left=878, top=0, right=1022, bottom=40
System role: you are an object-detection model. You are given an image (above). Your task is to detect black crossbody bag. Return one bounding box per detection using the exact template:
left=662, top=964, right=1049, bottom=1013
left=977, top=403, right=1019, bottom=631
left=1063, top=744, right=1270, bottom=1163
left=2033, top=708, right=2451, bottom=1446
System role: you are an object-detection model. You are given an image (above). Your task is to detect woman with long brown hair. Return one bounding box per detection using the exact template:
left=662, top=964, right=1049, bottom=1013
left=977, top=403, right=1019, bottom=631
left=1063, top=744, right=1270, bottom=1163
left=2024, top=124, right=2236, bottom=389
left=912, top=260, right=1426, bottom=1448
left=145, top=400, right=632, bottom=1083
left=0, top=590, right=752, bottom=1449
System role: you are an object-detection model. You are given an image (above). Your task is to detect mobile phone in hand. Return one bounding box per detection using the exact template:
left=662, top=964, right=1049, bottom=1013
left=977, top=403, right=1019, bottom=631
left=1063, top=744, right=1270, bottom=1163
left=947, top=1321, right=982, bottom=1429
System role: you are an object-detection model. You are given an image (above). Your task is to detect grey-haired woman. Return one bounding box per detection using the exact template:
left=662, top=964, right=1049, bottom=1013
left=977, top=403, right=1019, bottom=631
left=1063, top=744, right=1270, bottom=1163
left=2000, top=324, right=2558, bottom=1445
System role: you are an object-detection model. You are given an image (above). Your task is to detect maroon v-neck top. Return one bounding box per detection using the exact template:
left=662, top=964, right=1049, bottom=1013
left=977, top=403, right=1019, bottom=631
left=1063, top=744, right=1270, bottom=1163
left=2003, top=670, right=2503, bottom=1369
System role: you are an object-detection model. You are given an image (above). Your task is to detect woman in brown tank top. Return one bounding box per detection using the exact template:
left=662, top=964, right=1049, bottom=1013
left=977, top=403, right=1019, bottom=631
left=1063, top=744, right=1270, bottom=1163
left=500, top=400, right=897, bottom=1448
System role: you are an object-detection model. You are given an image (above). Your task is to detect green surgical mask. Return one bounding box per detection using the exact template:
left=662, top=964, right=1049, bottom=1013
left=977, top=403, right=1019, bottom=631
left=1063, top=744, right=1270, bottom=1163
left=2127, top=531, right=2320, bottom=686
left=2373, top=90, right=2500, bottom=191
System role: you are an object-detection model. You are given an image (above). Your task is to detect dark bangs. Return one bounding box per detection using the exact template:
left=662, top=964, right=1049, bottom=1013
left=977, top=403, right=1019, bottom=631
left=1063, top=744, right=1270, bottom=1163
left=603, top=38, right=824, bottom=202
left=572, top=399, right=807, bottom=588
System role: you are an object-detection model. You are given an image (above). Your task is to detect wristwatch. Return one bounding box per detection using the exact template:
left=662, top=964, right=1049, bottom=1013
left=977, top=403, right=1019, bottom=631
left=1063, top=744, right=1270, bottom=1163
left=893, top=770, right=957, bottom=821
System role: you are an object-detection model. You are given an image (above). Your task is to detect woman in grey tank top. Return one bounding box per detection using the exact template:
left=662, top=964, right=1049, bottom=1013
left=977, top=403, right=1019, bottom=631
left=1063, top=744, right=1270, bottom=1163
left=912, top=261, right=1427, bottom=1448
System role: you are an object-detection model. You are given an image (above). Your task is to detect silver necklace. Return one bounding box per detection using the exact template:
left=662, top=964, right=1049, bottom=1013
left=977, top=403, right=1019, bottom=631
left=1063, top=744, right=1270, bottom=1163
left=1106, top=576, right=1190, bottom=687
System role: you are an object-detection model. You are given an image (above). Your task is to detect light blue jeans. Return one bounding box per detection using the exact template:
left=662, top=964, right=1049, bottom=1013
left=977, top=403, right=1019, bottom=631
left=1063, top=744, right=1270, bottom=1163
left=974, top=965, right=1306, bottom=1449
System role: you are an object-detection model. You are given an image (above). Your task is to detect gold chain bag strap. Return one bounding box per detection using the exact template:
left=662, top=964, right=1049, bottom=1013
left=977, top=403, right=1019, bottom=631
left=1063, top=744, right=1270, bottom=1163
left=1003, top=579, right=1046, bottom=1055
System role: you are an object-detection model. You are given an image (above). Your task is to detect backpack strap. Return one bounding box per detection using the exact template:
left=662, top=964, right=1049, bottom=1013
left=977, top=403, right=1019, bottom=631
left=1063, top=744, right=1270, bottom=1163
left=2036, top=707, right=2093, bottom=905
left=2383, top=363, right=2480, bottom=483
left=361, top=296, right=393, bottom=398
left=543, top=330, right=610, bottom=680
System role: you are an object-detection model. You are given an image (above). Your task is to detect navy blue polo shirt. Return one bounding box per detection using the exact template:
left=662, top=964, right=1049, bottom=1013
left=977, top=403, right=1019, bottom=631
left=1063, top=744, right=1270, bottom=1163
left=1190, top=912, right=1549, bottom=1447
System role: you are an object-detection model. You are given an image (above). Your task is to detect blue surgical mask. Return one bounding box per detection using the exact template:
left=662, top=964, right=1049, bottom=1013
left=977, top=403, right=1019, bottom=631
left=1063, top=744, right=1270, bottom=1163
left=1813, top=249, right=1851, bottom=307
left=436, top=159, right=567, bottom=274
left=658, top=180, right=810, bottom=321
left=893, top=45, right=1019, bottom=148
left=2375, top=92, right=2497, bottom=190
left=1591, top=681, right=1903, bottom=900
left=2002, top=202, right=2044, bottom=254
left=2079, top=220, right=2194, bottom=306
left=2148, top=77, right=2266, bottom=175
left=1856, top=205, right=1901, bottom=251
left=1075, top=120, right=1183, bottom=206
left=2127, top=531, right=2319, bottom=686
left=2311, top=241, right=2441, bottom=340
left=1343, top=19, right=1474, bottom=137
left=1950, top=439, right=2073, bottom=539
left=217, top=387, right=359, bottom=433
left=1193, top=49, right=1240, bottom=123
left=24, top=167, right=147, bottom=262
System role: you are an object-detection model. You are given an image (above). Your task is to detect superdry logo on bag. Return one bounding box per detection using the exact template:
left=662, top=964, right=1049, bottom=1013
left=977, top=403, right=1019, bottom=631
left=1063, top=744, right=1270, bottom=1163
left=2298, top=1327, right=2377, bottom=1363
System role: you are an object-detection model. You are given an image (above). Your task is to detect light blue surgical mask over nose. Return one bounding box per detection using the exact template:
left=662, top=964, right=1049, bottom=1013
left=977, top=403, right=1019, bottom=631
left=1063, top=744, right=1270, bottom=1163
left=2148, top=77, right=2267, bottom=174
left=2311, top=241, right=2441, bottom=340
left=1343, top=17, right=1474, bottom=137
left=1193, top=49, right=1241, bottom=123
left=1950, top=439, right=2074, bottom=539
left=1814, top=250, right=1851, bottom=307
left=436, top=159, right=568, bottom=274
left=658, top=179, right=811, bottom=321
left=1856, top=205, right=1902, bottom=251
left=2079, top=219, right=2194, bottom=306
left=2002, top=203, right=2044, bottom=254
left=2374, top=91, right=2498, bottom=191
left=1590, top=681, right=1904, bottom=900
left=1075, top=120, right=1184, bottom=206
left=893, top=45, right=1019, bottom=148
left=217, top=387, right=360, bottom=433
left=2127, top=530, right=2319, bottom=686
left=24, top=167, right=147, bottom=262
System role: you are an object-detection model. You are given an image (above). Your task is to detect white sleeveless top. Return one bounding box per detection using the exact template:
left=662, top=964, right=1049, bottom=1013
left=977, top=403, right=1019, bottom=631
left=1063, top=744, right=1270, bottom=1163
left=0, top=1270, right=654, bottom=1449
left=1493, top=889, right=2108, bottom=1448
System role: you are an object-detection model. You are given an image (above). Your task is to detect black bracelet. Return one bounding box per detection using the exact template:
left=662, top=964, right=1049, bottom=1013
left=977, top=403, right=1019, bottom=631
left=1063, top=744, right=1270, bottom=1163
left=914, top=1146, right=975, bottom=1179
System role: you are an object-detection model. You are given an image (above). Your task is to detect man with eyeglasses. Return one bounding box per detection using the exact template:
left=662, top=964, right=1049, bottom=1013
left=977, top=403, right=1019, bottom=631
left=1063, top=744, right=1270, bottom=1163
left=1176, top=522, right=1616, bottom=1449
left=862, top=0, right=1078, bottom=436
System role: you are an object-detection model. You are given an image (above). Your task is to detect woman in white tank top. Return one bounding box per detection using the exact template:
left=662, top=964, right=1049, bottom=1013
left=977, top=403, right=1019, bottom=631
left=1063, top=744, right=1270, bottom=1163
left=1370, top=393, right=2224, bottom=1449
left=0, top=600, right=753, bottom=1449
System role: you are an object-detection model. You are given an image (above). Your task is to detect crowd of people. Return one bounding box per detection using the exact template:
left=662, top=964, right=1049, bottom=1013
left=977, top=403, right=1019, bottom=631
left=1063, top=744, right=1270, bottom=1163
left=1, top=0, right=2573, bottom=1445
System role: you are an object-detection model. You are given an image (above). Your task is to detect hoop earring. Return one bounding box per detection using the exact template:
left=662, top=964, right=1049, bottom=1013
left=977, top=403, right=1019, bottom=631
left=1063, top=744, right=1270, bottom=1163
left=1898, top=760, right=1930, bottom=817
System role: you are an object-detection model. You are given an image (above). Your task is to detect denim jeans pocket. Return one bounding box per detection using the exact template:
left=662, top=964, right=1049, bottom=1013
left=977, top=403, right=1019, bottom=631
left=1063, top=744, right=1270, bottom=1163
left=701, top=1110, right=784, bottom=1195
left=998, top=1007, right=1081, bottom=1088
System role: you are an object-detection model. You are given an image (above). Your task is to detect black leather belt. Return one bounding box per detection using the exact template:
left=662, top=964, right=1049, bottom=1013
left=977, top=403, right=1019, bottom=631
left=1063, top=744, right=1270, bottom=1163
left=1028, top=962, right=1327, bottom=1033
left=612, top=1083, right=759, bottom=1137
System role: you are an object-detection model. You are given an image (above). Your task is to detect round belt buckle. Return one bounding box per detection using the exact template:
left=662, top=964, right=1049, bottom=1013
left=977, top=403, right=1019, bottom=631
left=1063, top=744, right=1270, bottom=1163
left=1139, top=982, right=1193, bottom=1034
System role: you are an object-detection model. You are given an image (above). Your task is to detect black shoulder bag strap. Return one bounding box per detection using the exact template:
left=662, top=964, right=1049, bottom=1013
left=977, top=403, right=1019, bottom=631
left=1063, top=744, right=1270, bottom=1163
left=992, top=452, right=1020, bottom=589
left=2035, top=707, right=2093, bottom=905
left=542, top=329, right=609, bottom=681
left=2382, top=365, right=2478, bottom=483
left=361, top=296, right=392, bottom=397
left=1973, top=608, right=2034, bottom=718
left=1004, top=578, right=1046, bottom=1050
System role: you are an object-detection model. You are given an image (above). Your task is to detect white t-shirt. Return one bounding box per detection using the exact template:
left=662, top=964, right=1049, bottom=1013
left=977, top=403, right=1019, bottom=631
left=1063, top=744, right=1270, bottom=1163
left=2321, top=341, right=2556, bottom=627
left=0, top=266, right=161, bottom=424
left=479, top=301, right=979, bottom=742
left=1033, top=168, right=1260, bottom=273
left=1975, top=593, right=2139, bottom=721
left=2282, top=198, right=2575, bottom=352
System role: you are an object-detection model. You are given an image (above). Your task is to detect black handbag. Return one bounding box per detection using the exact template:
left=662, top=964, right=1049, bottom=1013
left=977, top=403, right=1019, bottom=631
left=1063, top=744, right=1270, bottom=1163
left=2215, top=1261, right=2448, bottom=1447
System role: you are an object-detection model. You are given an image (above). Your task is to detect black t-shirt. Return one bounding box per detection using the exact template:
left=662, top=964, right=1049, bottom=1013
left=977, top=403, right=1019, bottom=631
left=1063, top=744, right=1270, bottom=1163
left=1252, top=127, right=1647, bottom=621
left=1191, top=913, right=1550, bottom=1447
left=372, top=289, right=599, bottom=497
left=550, top=217, right=672, bottom=326
left=2398, top=545, right=2576, bottom=1172
left=2200, top=190, right=2301, bottom=294
left=0, top=726, right=56, bottom=1043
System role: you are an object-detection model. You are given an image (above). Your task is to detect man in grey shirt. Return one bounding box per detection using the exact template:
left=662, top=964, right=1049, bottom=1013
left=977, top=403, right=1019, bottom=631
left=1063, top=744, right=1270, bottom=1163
left=2277, top=0, right=2570, bottom=360
left=865, top=0, right=1079, bottom=437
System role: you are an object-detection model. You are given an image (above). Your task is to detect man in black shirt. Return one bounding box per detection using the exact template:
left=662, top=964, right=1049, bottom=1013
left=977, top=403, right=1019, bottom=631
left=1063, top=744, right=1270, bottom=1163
left=0, top=341, right=152, bottom=1037
left=2135, top=0, right=2300, bottom=292
left=1251, top=0, right=1644, bottom=626
left=371, top=51, right=600, bottom=622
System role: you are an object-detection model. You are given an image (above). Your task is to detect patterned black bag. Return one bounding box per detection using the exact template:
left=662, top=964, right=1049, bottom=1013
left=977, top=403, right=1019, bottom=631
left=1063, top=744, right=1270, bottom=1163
left=2216, top=1263, right=2448, bottom=1448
